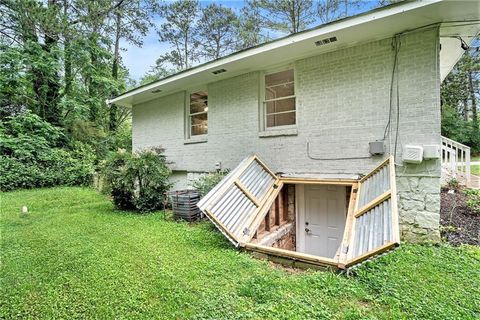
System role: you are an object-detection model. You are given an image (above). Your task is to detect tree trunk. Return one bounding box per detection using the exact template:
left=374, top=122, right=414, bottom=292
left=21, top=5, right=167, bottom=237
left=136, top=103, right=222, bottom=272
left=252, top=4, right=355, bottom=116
left=109, top=9, right=121, bottom=133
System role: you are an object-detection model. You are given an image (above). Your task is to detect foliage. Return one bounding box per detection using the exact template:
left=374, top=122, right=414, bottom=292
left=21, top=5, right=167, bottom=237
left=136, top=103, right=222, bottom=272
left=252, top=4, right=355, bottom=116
left=103, top=147, right=172, bottom=212
left=197, top=4, right=238, bottom=60
left=191, top=170, right=229, bottom=197
left=0, top=112, right=95, bottom=191
left=247, top=0, right=315, bottom=34
left=441, top=39, right=480, bottom=152
left=446, top=177, right=459, bottom=190
left=464, top=188, right=480, bottom=214
left=2, top=187, right=480, bottom=319
left=156, top=0, right=200, bottom=70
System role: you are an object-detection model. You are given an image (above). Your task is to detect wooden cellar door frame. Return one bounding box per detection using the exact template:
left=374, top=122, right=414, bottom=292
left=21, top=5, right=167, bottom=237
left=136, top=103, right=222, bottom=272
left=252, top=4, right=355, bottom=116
left=197, top=155, right=283, bottom=246
left=339, top=156, right=400, bottom=269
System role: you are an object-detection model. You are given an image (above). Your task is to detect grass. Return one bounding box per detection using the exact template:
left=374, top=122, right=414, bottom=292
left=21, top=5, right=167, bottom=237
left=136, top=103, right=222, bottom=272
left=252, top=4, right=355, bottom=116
left=472, top=156, right=480, bottom=175
left=1, top=187, right=479, bottom=319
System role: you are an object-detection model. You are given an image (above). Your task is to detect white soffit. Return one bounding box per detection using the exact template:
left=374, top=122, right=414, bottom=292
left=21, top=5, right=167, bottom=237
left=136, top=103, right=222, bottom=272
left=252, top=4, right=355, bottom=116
left=110, top=0, right=480, bottom=107
left=440, top=23, right=480, bottom=82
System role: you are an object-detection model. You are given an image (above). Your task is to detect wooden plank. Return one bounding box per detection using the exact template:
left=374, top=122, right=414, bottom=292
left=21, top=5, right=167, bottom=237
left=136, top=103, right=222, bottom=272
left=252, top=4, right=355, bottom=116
left=282, top=186, right=289, bottom=222
left=338, top=183, right=359, bottom=266
left=359, top=157, right=391, bottom=183
left=389, top=156, right=400, bottom=243
left=241, top=181, right=284, bottom=243
left=354, top=190, right=392, bottom=218
left=205, top=209, right=240, bottom=246
left=203, top=155, right=256, bottom=211
left=234, top=179, right=260, bottom=207
left=280, top=178, right=355, bottom=185
left=343, top=242, right=398, bottom=268
left=244, top=243, right=338, bottom=267
left=253, top=155, right=278, bottom=178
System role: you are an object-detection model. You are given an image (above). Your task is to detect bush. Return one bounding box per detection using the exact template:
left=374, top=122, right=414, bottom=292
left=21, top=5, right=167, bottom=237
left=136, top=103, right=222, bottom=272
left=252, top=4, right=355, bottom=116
left=103, top=147, right=172, bottom=212
left=0, top=112, right=95, bottom=191
left=191, top=170, right=229, bottom=197
left=464, top=188, right=480, bottom=214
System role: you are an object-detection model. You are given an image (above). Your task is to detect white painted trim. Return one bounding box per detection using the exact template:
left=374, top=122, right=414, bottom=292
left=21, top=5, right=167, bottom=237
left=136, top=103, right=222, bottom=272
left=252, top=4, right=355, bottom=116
left=108, top=0, right=440, bottom=105
left=295, top=184, right=305, bottom=253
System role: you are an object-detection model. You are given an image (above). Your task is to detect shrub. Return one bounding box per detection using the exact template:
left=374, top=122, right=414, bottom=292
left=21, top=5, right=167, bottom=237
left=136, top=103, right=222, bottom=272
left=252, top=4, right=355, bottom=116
left=464, top=188, right=480, bottom=215
left=103, top=147, right=172, bottom=212
left=446, top=178, right=459, bottom=190
left=191, top=170, right=229, bottom=197
left=0, top=112, right=95, bottom=191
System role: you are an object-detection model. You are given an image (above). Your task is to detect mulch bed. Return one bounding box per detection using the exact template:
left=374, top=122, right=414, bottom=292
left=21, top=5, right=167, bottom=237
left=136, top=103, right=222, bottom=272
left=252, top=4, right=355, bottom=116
left=440, top=187, right=480, bottom=246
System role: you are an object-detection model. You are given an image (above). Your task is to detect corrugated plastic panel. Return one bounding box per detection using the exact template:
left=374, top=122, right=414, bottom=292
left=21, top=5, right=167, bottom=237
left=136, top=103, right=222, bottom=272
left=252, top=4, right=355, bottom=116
left=351, top=199, right=392, bottom=257
left=346, top=156, right=399, bottom=266
left=357, top=164, right=390, bottom=208
left=197, top=155, right=280, bottom=246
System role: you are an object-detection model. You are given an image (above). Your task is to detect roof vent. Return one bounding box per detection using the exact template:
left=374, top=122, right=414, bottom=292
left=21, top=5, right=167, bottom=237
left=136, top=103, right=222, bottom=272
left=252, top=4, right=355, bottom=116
left=212, top=68, right=226, bottom=75
left=151, top=89, right=162, bottom=93
left=315, top=36, right=337, bottom=46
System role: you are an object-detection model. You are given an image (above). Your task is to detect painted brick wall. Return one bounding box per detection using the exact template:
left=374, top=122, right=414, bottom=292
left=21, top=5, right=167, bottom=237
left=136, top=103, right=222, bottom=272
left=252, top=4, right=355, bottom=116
left=132, top=28, right=441, bottom=242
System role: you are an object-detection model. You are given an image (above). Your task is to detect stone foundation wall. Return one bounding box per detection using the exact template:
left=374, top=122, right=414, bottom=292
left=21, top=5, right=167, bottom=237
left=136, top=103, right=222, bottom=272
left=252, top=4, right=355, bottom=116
left=396, top=160, right=441, bottom=242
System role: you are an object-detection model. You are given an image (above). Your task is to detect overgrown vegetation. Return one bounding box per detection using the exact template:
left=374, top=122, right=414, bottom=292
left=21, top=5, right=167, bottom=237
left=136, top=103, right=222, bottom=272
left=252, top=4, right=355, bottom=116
left=191, top=170, right=230, bottom=197
left=103, top=147, right=172, bottom=212
left=1, top=187, right=479, bottom=319
left=0, top=112, right=95, bottom=191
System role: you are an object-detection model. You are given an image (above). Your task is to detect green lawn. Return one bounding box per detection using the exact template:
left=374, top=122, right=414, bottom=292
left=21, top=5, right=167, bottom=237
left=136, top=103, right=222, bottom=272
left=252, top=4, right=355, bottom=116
left=1, top=188, right=479, bottom=319
left=472, top=156, right=480, bottom=175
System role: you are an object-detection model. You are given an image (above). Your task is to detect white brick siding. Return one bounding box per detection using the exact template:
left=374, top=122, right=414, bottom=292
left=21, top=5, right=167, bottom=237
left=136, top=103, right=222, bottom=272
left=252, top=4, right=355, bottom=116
left=132, top=28, right=441, bottom=241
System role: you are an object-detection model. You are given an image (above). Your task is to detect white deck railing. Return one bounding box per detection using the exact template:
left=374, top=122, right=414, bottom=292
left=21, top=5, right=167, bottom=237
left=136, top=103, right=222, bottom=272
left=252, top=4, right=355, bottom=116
left=441, top=136, right=471, bottom=186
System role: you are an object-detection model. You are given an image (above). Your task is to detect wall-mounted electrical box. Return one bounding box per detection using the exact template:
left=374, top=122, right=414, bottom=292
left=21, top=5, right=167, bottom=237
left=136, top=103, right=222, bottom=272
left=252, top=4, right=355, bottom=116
left=423, top=145, right=441, bottom=159
left=369, top=141, right=386, bottom=155
left=402, top=145, right=424, bottom=164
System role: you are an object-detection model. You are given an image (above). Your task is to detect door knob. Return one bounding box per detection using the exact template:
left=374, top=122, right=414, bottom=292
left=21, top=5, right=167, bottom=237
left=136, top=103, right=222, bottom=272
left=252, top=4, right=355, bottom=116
left=305, top=228, right=310, bottom=233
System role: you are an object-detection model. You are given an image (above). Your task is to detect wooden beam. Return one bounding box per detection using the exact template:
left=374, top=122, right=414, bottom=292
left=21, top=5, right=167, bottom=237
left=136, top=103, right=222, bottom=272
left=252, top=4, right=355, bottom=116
left=234, top=179, right=260, bottom=206
left=242, top=181, right=284, bottom=243
left=341, top=242, right=398, bottom=269
left=338, top=183, right=359, bottom=266
left=359, top=156, right=391, bottom=183
left=244, top=243, right=338, bottom=267
left=205, top=209, right=239, bottom=245
left=389, top=156, right=400, bottom=243
left=354, top=190, right=392, bottom=218
left=280, top=178, right=355, bottom=185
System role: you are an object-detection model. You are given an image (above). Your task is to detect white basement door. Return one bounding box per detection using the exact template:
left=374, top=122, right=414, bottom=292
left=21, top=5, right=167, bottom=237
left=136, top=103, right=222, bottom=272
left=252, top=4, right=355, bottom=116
left=197, top=155, right=283, bottom=246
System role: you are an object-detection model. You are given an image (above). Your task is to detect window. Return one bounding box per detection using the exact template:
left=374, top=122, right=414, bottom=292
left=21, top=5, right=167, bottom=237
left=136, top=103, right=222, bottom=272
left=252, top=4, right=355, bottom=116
left=264, top=69, right=295, bottom=128
left=189, top=91, right=208, bottom=136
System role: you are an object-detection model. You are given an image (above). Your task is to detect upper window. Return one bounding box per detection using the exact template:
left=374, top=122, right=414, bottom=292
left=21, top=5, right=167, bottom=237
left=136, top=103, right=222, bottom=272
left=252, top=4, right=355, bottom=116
left=189, top=91, right=208, bottom=136
left=264, top=69, right=295, bottom=128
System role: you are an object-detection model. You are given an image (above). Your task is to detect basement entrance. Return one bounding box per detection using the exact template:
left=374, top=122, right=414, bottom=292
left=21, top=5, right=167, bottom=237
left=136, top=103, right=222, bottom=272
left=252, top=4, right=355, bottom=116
left=197, top=155, right=400, bottom=269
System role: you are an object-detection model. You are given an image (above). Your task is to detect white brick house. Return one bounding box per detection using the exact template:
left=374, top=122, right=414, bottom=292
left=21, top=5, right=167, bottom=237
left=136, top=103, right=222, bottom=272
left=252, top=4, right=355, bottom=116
left=110, top=1, right=479, bottom=267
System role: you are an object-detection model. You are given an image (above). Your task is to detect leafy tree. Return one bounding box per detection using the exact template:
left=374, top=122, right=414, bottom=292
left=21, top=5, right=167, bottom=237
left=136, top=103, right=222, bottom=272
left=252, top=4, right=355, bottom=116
left=441, top=38, right=480, bottom=152
left=197, top=4, right=238, bottom=60
left=235, top=4, right=269, bottom=50
left=246, top=0, right=315, bottom=34
left=156, top=0, right=200, bottom=70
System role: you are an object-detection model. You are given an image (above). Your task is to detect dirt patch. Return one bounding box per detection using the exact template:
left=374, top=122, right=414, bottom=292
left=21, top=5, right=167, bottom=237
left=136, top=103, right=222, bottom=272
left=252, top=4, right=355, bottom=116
left=440, top=187, right=480, bottom=246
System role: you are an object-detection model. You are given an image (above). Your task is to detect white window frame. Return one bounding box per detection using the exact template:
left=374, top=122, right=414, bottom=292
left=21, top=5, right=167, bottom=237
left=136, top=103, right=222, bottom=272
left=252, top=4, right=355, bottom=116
left=260, top=66, right=297, bottom=132
left=185, top=88, right=208, bottom=139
